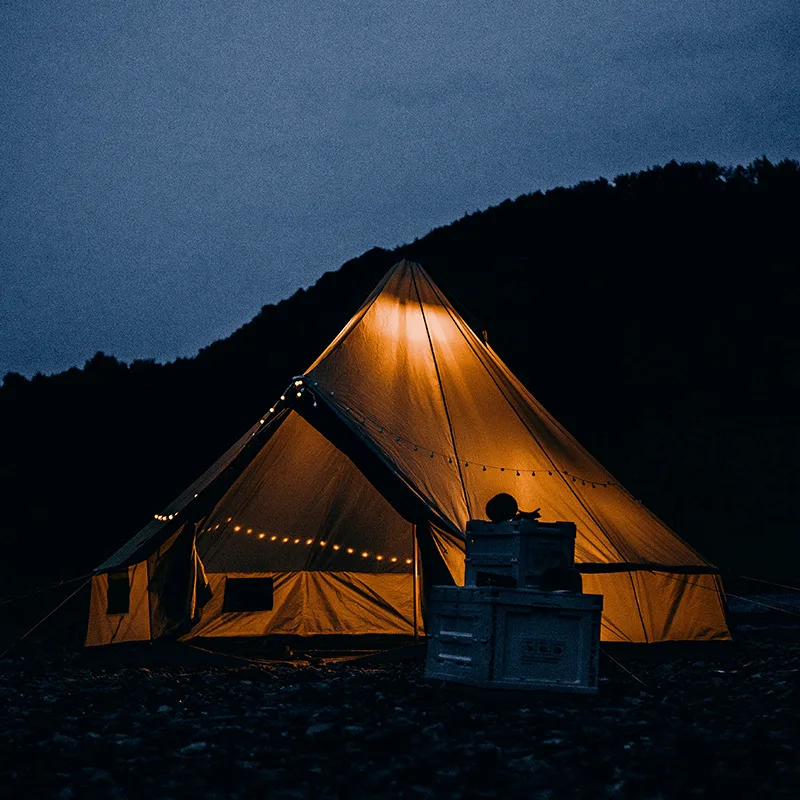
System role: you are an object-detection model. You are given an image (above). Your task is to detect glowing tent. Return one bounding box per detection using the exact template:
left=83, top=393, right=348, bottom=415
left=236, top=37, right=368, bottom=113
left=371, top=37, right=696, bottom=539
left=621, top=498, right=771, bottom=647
left=86, top=260, right=730, bottom=646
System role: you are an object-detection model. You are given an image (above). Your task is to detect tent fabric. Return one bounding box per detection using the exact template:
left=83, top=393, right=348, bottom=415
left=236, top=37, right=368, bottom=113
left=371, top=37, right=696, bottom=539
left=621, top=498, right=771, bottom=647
left=85, top=562, right=150, bottom=646
left=87, top=259, right=730, bottom=645
left=184, top=572, right=419, bottom=638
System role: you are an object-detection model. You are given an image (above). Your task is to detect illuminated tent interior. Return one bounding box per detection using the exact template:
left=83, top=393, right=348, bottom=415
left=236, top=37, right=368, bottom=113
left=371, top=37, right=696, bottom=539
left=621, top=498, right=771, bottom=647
left=86, top=260, right=730, bottom=646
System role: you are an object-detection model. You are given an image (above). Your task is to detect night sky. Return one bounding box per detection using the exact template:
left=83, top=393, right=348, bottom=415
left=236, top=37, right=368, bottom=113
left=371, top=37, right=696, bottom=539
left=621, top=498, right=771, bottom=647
left=2, top=1, right=798, bottom=378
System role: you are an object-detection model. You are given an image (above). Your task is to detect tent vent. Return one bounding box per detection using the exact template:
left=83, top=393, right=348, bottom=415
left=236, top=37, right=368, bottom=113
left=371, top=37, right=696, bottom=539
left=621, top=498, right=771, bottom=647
left=106, top=569, right=130, bottom=615
left=222, top=577, right=274, bottom=612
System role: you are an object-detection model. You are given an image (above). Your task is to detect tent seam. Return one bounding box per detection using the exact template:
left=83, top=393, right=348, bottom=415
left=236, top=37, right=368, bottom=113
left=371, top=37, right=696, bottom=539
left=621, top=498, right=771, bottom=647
left=410, top=266, right=473, bottom=520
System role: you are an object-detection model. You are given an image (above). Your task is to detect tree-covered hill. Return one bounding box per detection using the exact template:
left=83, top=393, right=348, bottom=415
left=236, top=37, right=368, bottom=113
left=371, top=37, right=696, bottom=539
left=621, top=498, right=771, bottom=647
left=2, top=157, right=798, bottom=594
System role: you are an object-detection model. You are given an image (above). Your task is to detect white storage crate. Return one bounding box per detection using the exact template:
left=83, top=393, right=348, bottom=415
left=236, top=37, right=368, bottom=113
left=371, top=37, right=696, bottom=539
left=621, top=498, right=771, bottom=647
left=464, top=519, right=576, bottom=589
left=425, top=586, right=602, bottom=694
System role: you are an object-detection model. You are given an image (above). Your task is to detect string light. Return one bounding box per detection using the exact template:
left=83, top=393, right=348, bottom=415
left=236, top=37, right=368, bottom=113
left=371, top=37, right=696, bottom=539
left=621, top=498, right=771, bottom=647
left=218, top=518, right=414, bottom=567
left=326, top=403, right=618, bottom=486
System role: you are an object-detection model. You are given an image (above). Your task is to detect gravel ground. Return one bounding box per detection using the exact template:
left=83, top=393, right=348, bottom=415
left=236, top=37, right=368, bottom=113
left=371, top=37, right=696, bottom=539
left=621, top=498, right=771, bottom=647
left=0, top=632, right=798, bottom=800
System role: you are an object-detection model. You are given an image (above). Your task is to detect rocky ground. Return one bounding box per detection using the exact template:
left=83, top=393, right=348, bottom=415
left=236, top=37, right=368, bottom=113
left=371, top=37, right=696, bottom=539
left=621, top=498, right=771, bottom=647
left=0, top=628, right=798, bottom=800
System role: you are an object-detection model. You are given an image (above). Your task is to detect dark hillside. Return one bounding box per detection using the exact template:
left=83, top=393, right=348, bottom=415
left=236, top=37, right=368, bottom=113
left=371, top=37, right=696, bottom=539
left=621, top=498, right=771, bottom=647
left=1, top=157, right=798, bottom=596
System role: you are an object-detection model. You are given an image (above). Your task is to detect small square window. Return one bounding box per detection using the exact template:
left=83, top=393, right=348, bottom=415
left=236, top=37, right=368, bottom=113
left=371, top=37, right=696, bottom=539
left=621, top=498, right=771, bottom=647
left=106, top=569, right=130, bottom=614
left=223, top=577, right=274, bottom=612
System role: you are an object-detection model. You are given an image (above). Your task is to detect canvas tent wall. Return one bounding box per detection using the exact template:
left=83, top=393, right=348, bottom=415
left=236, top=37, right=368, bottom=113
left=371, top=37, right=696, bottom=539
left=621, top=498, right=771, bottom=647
left=87, top=260, right=730, bottom=646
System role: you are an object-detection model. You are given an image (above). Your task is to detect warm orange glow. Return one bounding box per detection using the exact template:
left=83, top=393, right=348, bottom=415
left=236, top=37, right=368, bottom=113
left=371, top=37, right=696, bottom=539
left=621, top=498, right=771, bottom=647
left=247, top=528, right=253, bottom=534
left=258, top=533, right=265, bottom=539
left=333, top=544, right=340, bottom=550
left=294, top=538, right=301, bottom=544
left=282, top=537, right=289, bottom=543
left=390, top=557, right=398, bottom=562
left=320, top=541, right=327, bottom=547
left=233, top=526, right=241, bottom=532
left=361, top=552, right=369, bottom=558
left=227, top=517, right=232, bottom=522
left=405, top=558, right=413, bottom=564
left=371, top=293, right=456, bottom=348
left=270, top=535, right=277, bottom=541
left=376, top=555, right=384, bottom=561
left=347, top=548, right=354, bottom=554
left=305, top=538, right=313, bottom=545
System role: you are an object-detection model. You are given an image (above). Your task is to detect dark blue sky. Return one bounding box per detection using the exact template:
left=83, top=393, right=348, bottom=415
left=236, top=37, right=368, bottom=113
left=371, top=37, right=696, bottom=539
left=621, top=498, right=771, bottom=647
left=2, top=1, right=798, bottom=377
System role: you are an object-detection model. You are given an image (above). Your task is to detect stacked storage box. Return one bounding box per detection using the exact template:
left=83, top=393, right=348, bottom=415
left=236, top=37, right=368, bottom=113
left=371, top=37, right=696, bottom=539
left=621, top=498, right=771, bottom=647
left=425, top=519, right=603, bottom=693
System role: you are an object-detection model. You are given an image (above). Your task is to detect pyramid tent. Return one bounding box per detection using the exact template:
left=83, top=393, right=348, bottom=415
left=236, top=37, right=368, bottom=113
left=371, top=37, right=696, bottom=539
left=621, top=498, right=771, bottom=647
left=86, top=260, right=730, bottom=646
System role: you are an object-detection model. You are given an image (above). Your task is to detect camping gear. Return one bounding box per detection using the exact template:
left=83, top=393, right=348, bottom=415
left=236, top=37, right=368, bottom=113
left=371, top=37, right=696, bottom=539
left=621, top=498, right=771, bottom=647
left=424, top=586, right=602, bottom=693
left=464, top=518, right=577, bottom=590
left=85, top=260, right=730, bottom=647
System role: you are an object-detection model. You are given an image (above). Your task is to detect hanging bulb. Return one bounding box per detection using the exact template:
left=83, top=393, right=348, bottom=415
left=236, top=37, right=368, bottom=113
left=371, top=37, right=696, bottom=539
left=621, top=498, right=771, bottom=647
left=269, top=407, right=275, bottom=413
left=294, top=380, right=303, bottom=387
left=247, top=528, right=253, bottom=534
left=313, top=401, right=317, bottom=407
left=376, top=555, right=384, bottom=561
left=516, top=471, right=520, bottom=477
left=361, top=552, right=369, bottom=558
left=282, top=537, right=289, bottom=543
left=296, top=392, right=302, bottom=398
left=294, top=538, right=301, bottom=544
left=333, top=544, right=340, bottom=550
left=280, top=395, right=286, bottom=401
left=234, top=526, right=241, bottom=532
left=305, top=539, right=313, bottom=545
left=482, top=466, right=487, bottom=471
left=347, top=548, right=354, bottom=554
left=258, top=533, right=265, bottom=539
left=405, top=558, right=413, bottom=565
left=390, top=557, right=398, bottom=563
left=271, top=535, right=277, bottom=541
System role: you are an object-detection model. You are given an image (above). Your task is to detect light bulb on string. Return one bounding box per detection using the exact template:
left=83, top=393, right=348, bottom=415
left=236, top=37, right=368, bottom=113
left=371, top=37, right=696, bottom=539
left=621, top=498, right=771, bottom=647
left=280, top=395, right=285, bottom=401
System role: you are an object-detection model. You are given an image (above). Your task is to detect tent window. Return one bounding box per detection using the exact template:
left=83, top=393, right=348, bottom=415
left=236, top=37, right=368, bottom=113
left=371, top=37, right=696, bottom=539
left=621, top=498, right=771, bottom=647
left=223, top=577, right=274, bottom=612
left=106, top=569, right=130, bottom=615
